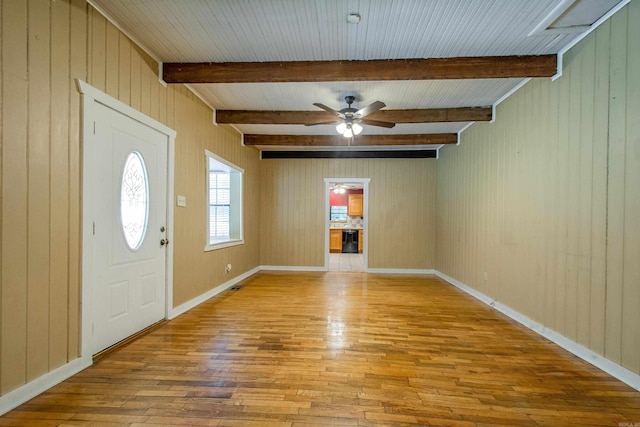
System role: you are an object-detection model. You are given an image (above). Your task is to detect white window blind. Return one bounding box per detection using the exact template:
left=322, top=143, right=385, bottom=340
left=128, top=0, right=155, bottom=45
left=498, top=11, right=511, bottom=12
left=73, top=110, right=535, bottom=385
left=205, top=150, right=243, bottom=250
left=209, top=172, right=230, bottom=240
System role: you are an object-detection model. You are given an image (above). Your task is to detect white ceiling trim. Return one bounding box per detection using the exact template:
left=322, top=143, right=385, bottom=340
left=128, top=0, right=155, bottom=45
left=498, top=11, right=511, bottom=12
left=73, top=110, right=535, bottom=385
left=552, top=0, right=631, bottom=80
left=490, top=78, right=532, bottom=123
left=87, top=0, right=160, bottom=65
left=88, top=0, right=236, bottom=132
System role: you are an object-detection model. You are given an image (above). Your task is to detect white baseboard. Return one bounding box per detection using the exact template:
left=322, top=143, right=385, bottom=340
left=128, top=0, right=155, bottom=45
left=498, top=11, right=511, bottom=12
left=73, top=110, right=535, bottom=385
left=260, top=265, right=327, bottom=272
left=0, top=356, right=92, bottom=415
left=366, top=268, right=436, bottom=275
left=434, top=270, right=640, bottom=392
left=168, top=266, right=261, bottom=319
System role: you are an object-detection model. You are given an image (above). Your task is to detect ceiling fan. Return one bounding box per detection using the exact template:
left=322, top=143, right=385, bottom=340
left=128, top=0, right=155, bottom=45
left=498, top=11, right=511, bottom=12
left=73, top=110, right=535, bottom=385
left=306, top=95, right=395, bottom=138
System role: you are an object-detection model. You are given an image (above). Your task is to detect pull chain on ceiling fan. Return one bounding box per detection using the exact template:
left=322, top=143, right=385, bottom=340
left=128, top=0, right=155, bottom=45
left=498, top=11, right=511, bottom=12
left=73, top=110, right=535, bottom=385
left=305, top=96, right=396, bottom=137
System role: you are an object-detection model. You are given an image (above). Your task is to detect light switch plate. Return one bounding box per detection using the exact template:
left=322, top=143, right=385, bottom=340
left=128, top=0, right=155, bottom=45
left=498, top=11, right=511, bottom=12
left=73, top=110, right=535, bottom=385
left=177, top=195, right=186, bottom=207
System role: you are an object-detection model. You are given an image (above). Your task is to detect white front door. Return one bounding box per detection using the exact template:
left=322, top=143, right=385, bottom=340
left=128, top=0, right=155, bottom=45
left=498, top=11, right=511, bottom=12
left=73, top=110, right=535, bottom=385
left=91, top=103, right=168, bottom=354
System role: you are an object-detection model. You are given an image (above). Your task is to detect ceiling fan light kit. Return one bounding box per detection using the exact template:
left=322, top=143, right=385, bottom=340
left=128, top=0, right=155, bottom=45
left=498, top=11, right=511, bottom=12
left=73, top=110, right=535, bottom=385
left=336, top=121, right=363, bottom=138
left=307, top=95, right=395, bottom=137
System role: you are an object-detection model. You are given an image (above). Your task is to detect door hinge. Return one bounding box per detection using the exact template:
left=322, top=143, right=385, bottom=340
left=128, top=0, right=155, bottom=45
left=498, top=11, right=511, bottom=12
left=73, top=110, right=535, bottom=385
left=93, top=122, right=96, bottom=135
left=93, top=222, right=96, bottom=235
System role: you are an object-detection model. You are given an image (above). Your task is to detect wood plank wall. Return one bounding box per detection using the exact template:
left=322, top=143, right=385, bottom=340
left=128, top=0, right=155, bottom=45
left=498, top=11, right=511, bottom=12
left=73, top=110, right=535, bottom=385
left=436, top=2, right=640, bottom=376
left=86, top=4, right=261, bottom=308
left=259, top=159, right=437, bottom=269
left=1, top=0, right=86, bottom=396
left=87, top=3, right=261, bottom=310
left=0, top=0, right=259, bottom=396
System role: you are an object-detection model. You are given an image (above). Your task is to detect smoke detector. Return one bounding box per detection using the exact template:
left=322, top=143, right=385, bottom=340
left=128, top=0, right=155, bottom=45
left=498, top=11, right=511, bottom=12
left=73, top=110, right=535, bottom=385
left=347, top=13, right=361, bottom=24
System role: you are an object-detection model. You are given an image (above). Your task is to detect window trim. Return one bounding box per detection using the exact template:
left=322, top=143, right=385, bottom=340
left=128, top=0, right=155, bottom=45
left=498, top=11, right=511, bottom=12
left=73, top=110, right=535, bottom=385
left=205, top=150, right=244, bottom=251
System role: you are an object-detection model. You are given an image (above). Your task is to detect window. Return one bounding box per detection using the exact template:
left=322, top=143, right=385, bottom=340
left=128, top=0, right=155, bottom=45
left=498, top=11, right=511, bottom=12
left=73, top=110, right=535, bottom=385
left=330, top=206, right=348, bottom=221
left=120, top=151, right=150, bottom=250
left=206, top=150, right=243, bottom=250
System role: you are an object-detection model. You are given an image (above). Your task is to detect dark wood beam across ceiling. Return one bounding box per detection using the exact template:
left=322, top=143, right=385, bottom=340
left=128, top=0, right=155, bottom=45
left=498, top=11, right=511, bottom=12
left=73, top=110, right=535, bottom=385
left=243, top=133, right=458, bottom=146
left=217, top=107, right=492, bottom=125
left=163, top=55, right=556, bottom=84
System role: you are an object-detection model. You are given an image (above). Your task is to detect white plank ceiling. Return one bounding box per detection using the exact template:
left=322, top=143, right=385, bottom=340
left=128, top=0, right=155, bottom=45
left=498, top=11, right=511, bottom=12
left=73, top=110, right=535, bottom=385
left=90, top=0, right=625, bottom=151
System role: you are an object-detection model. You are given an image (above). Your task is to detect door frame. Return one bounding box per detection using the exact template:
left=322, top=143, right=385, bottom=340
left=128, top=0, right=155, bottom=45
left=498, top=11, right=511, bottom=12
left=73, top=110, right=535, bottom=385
left=77, top=80, right=176, bottom=359
left=323, top=178, right=370, bottom=271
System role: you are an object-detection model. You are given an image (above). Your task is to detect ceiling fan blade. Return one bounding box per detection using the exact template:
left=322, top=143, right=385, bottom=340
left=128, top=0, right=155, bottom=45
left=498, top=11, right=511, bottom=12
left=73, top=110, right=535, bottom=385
left=360, top=118, right=396, bottom=128
left=304, top=119, right=341, bottom=126
left=355, top=101, right=386, bottom=118
left=313, top=103, right=339, bottom=115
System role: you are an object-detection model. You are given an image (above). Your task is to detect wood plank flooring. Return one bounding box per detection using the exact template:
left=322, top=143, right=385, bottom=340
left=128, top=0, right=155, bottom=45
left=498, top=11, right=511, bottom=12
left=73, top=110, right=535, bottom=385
left=2, top=272, right=640, bottom=426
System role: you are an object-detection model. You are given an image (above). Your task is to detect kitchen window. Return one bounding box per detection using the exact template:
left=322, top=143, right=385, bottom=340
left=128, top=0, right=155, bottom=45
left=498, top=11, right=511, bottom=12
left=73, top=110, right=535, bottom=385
left=205, top=150, right=243, bottom=250
left=330, top=206, right=348, bottom=221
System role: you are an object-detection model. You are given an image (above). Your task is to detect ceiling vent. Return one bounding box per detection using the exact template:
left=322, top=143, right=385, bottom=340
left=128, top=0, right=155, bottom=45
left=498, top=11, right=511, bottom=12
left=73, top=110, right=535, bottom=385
left=529, top=0, right=622, bottom=35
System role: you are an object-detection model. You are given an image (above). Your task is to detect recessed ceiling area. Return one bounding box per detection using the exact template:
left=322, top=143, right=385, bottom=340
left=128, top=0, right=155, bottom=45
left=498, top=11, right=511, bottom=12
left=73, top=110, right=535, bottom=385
left=89, top=0, right=628, bottom=155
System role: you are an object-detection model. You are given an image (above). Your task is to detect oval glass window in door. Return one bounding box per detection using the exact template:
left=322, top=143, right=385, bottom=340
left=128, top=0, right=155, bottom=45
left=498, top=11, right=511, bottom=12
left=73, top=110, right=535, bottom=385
left=120, top=151, right=149, bottom=250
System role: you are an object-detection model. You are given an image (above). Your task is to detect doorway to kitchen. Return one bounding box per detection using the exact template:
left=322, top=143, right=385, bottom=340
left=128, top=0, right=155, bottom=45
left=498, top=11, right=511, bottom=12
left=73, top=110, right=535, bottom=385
left=324, top=178, right=370, bottom=272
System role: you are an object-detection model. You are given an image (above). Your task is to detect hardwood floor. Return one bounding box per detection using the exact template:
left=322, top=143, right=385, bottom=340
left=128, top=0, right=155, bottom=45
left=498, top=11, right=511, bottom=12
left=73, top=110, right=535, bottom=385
left=2, top=272, right=640, bottom=426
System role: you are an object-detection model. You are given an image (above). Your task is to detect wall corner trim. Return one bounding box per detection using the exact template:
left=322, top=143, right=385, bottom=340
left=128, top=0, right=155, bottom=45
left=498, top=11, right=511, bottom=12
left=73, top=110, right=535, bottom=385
left=0, top=357, right=92, bottom=416
left=434, top=270, right=640, bottom=392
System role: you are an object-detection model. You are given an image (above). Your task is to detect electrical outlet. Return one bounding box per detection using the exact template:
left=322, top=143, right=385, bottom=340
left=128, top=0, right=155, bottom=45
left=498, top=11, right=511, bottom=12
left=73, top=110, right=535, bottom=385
left=225, top=263, right=232, bottom=274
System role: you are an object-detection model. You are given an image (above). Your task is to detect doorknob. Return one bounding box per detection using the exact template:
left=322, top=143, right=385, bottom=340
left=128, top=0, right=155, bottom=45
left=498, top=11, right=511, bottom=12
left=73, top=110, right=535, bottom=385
left=160, top=239, right=169, bottom=246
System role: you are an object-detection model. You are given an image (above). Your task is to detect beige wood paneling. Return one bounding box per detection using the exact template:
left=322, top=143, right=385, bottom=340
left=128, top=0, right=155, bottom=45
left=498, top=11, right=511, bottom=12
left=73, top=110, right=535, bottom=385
left=620, top=0, right=640, bottom=374
left=26, top=0, right=52, bottom=382
left=0, top=0, right=260, bottom=397
left=605, top=7, right=627, bottom=368
left=89, top=7, right=105, bottom=92
left=0, top=0, right=3, bottom=395
left=436, top=2, right=640, bottom=376
left=49, top=0, right=72, bottom=372
left=0, top=0, right=2, bottom=393
left=85, top=16, right=261, bottom=311
left=0, top=0, right=89, bottom=394
left=259, top=158, right=437, bottom=269
left=1, top=0, right=30, bottom=394
left=68, top=0, right=88, bottom=361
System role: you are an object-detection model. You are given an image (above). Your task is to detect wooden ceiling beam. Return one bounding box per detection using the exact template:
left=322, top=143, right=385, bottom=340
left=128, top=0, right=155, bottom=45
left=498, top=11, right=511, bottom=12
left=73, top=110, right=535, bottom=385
left=217, top=107, right=492, bottom=125
left=243, top=133, right=458, bottom=146
left=163, top=55, right=556, bottom=83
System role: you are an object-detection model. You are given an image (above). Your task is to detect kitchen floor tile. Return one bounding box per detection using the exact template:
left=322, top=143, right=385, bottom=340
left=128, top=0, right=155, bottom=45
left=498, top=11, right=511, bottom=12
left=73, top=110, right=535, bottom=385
left=329, top=253, right=364, bottom=272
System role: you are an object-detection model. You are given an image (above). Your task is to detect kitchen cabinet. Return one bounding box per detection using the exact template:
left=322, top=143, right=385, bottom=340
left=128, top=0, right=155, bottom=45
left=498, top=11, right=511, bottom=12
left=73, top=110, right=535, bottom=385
left=358, top=229, right=364, bottom=253
left=330, top=229, right=342, bottom=253
left=348, top=194, right=363, bottom=216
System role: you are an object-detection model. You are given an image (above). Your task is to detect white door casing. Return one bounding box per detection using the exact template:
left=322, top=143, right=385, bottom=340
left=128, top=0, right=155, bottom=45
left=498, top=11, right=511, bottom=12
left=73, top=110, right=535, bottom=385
left=79, top=80, right=176, bottom=358
left=323, top=178, right=370, bottom=271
